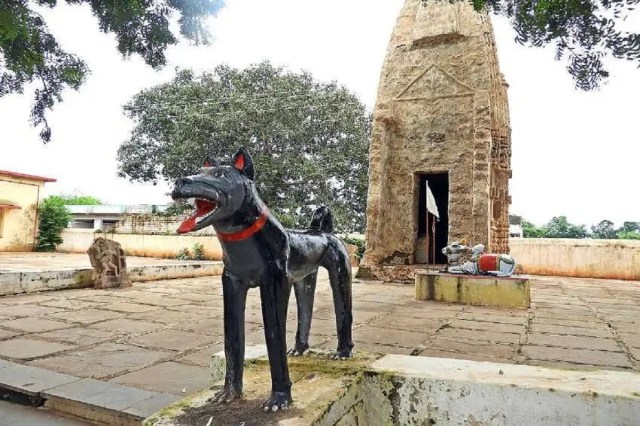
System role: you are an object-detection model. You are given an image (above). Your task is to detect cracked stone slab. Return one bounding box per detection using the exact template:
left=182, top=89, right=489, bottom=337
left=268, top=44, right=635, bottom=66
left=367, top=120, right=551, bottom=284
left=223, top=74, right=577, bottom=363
left=2, top=318, right=72, bottom=333
left=43, top=378, right=179, bottom=422
left=89, top=318, right=164, bottom=334
left=176, top=345, right=222, bottom=367
left=110, top=361, right=210, bottom=395
left=0, top=328, right=21, bottom=340
left=0, top=359, right=81, bottom=396
left=46, top=308, right=124, bottom=325
left=31, top=327, right=119, bottom=346
left=122, top=392, right=181, bottom=419
left=129, top=309, right=217, bottom=326
left=522, top=345, right=633, bottom=368
left=125, top=329, right=212, bottom=352
left=0, top=338, right=75, bottom=360
left=0, top=304, right=63, bottom=318
left=97, top=302, right=161, bottom=314
left=28, top=342, right=173, bottom=379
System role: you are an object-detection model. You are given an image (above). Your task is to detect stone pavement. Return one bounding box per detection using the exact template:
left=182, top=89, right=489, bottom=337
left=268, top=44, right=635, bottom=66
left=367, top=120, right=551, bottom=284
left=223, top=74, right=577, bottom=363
left=0, top=400, right=91, bottom=425
left=0, top=252, right=208, bottom=272
left=0, top=271, right=638, bottom=400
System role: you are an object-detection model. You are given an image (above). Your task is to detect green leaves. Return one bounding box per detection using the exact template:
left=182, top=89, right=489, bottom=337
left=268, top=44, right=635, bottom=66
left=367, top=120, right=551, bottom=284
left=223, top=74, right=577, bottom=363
left=522, top=217, right=640, bottom=239
left=48, top=194, right=102, bottom=205
left=118, top=62, right=371, bottom=233
left=476, top=0, right=640, bottom=90
left=36, top=196, right=72, bottom=251
left=0, top=0, right=224, bottom=142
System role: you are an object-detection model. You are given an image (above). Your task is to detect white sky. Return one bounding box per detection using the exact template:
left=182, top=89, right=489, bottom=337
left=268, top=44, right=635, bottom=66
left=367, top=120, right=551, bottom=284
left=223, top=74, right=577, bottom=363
left=0, top=0, right=638, bottom=227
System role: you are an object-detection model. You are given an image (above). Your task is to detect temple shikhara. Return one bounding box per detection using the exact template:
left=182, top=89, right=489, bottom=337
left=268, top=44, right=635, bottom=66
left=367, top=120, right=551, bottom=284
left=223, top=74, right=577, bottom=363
left=359, top=0, right=512, bottom=281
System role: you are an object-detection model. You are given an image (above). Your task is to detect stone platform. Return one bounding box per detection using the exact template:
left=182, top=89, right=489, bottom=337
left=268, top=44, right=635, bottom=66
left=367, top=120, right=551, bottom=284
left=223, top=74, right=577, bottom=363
left=144, top=349, right=380, bottom=426
left=0, top=253, right=222, bottom=296
left=145, top=352, right=640, bottom=426
left=416, top=271, right=531, bottom=308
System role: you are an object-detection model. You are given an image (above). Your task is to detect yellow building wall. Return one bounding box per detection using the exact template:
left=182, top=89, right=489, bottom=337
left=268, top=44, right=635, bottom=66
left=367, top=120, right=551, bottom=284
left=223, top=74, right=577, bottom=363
left=0, top=177, right=43, bottom=251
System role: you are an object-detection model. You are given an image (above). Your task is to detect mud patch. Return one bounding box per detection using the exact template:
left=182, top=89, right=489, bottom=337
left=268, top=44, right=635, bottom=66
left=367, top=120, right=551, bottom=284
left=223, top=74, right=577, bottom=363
left=172, top=398, right=304, bottom=426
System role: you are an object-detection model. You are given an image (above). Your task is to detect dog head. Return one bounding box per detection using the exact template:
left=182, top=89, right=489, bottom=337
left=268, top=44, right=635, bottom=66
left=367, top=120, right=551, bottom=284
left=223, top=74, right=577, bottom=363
left=171, top=148, right=255, bottom=234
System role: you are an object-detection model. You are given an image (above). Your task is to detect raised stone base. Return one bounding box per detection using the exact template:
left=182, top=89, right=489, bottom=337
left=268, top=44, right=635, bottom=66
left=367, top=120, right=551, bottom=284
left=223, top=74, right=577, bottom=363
left=143, top=353, right=640, bottom=425
left=356, top=264, right=444, bottom=283
left=415, top=272, right=530, bottom=308
left=143, top=350, right=380, bottom=426
left=210, top=344, right=269, bottom=383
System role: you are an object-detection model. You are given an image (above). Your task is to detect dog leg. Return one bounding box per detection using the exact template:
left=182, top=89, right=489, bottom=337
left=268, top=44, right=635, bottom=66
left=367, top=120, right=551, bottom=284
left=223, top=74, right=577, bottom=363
left=210, top=270, right=248, bottom=403
left=323, top=245, right=354, bottom=359
left=260, top=263, right=293, bottom=411
left=289, top=271, right=318, bottom=356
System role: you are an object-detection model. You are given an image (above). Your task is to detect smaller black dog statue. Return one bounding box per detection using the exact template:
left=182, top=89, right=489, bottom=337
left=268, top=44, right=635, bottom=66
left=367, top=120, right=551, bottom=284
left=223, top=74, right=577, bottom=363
left=171, top=148, right=353, bottom=411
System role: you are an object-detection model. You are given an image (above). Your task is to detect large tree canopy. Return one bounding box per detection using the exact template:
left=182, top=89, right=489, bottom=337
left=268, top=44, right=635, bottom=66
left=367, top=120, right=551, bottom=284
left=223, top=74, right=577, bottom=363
left=475, top=0, right=640, bottom=90
left=117, top=62, right=371, bottom=233
left=0, top=0, right=223, bottom=142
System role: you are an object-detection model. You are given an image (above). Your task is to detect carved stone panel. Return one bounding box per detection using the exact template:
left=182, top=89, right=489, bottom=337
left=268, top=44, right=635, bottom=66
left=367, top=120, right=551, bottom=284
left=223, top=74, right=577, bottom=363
left=395, top=65, right=474, bottom=101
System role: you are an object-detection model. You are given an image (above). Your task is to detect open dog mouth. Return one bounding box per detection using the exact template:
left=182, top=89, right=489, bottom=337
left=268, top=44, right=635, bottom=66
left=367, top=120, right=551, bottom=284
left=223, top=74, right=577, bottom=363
left=177, top=198, right=218, bottom=234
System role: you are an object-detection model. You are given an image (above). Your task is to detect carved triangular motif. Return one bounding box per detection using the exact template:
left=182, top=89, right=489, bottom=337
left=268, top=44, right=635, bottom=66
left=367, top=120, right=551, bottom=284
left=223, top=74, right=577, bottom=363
left=395, top=65, right=474, bottom=101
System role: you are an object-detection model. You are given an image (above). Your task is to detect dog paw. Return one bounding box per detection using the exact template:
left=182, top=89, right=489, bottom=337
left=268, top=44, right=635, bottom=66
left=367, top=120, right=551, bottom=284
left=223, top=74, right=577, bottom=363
left=208, top=387, right=242, bottom=404
left=262, top=391, right=292, bottom=412
left=332, top=348, right=353, bottom=360
left=288, top=344, right=309, bottom=357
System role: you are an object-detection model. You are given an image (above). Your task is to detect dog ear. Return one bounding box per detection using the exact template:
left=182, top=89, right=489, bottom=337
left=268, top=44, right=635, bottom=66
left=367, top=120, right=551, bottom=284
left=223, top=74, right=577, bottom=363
left=232, top=148, right=254, bottom=180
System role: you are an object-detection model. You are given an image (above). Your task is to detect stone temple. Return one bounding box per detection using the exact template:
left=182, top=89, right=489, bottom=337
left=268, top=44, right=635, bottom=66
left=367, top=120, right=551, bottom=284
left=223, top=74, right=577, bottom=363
left=359, top=0, right=512, bottom=280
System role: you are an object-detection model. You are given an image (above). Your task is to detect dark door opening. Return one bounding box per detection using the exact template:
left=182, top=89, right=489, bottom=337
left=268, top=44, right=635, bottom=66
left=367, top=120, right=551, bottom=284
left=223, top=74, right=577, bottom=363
left=416, top=173, right=449, bottom=264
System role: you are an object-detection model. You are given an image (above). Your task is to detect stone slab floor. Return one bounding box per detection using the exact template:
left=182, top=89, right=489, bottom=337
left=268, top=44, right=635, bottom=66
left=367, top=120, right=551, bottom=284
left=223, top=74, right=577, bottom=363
left=0, top=271, right=638, bottom=397
left=0, top=400, right=91, bottom=425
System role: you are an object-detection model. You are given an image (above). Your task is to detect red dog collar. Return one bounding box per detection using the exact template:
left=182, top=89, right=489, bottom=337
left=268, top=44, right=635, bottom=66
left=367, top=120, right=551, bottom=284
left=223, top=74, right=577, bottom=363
left=217, top=209, right=269, bottom=242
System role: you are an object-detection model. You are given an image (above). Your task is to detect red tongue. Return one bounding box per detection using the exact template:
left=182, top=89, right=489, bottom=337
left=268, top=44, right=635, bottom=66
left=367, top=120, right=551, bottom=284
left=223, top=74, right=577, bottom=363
left=177, top=200, right=217, bottom=234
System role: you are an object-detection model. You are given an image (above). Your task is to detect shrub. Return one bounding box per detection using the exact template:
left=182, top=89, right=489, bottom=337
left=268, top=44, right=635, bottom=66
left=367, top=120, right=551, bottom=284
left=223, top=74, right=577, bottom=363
left=176, top=243, right=206, bottom=260
left=341, top=236, right=365, bottom=259
left=36, top=197, right=71, bottom=251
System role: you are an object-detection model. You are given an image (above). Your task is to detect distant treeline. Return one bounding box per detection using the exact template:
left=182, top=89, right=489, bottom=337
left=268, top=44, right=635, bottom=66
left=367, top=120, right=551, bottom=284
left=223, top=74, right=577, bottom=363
left=522, top=216, right=640, bottom=240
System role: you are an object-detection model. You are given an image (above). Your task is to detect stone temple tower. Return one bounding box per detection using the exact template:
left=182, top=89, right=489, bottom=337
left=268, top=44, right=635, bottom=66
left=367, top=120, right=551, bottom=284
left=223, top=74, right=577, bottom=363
left=358, top=0, right=512, bottom=281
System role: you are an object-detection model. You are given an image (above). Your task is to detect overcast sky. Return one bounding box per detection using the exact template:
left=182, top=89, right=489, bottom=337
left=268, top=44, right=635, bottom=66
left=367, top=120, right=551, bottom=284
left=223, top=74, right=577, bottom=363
left=0, top=0, right=638, bottom=227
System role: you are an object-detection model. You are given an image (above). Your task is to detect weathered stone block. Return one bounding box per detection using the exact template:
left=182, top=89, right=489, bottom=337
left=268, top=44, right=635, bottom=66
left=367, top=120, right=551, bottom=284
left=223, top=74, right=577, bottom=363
left=210, top=344, right=268, bottom=384
left=415, top=272, right=530, bottom=308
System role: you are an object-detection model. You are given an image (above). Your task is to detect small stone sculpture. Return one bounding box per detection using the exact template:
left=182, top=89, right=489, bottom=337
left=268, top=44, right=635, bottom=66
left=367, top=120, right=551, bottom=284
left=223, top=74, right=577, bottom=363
left=441, top=238, right=472, bottom=271
left=443, top=241, right=516, bottom=277
left=171, top=148, right=353, bottom=412
left=87, top=237, right=131, bottom=289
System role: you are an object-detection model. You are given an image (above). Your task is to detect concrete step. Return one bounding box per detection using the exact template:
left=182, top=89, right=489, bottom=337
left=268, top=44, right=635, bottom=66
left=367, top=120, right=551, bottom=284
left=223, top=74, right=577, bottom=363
left=0, top=261, right=223, bottom=296
left=0, top=360, right=180, bottom=425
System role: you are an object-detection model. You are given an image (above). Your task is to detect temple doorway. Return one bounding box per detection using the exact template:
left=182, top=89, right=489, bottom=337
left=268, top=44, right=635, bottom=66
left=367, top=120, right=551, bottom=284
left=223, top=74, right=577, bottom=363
left=415, top=173, right=449, bottom=264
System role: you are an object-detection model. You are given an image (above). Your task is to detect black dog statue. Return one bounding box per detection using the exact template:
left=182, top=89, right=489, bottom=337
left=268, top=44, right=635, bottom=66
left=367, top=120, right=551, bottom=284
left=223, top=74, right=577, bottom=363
left=171, top=148, right=353, bottom=411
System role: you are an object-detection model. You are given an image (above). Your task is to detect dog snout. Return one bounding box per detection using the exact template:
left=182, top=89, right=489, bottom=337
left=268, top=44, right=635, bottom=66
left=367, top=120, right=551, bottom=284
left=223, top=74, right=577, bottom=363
left=174, top=177, right=193, bottom=188
left=171, top=177, right=193, bottom=199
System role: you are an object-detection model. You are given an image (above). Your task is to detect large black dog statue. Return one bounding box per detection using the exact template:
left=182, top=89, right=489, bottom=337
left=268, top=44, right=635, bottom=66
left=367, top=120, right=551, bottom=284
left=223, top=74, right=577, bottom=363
left=171, top=148, right=353, bottom=412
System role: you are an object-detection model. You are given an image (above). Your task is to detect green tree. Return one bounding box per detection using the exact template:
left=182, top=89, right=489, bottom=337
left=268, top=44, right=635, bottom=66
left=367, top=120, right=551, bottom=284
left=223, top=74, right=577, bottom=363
left=117, top=62, right=371, bottom=233
left=473, top=0, right=640, bottom=90
left=49, top=194, right=101, bottom=205
left=618, top=221, right=640, bottom=233
left=591, top=219, right=618, bottom=239
left=36, top=196, right=71, bottom=251
left=0, top=0, right=224, bottom=143
left=618, top=230, right=640, bottom=240
left=542, top=216, right=589, bottom=239
left=522, top=219, right=546, bottom=238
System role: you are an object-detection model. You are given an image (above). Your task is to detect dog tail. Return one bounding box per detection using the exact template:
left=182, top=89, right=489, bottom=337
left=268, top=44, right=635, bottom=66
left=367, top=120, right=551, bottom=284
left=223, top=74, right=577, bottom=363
left=309, top=206, right=333, bottom=233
